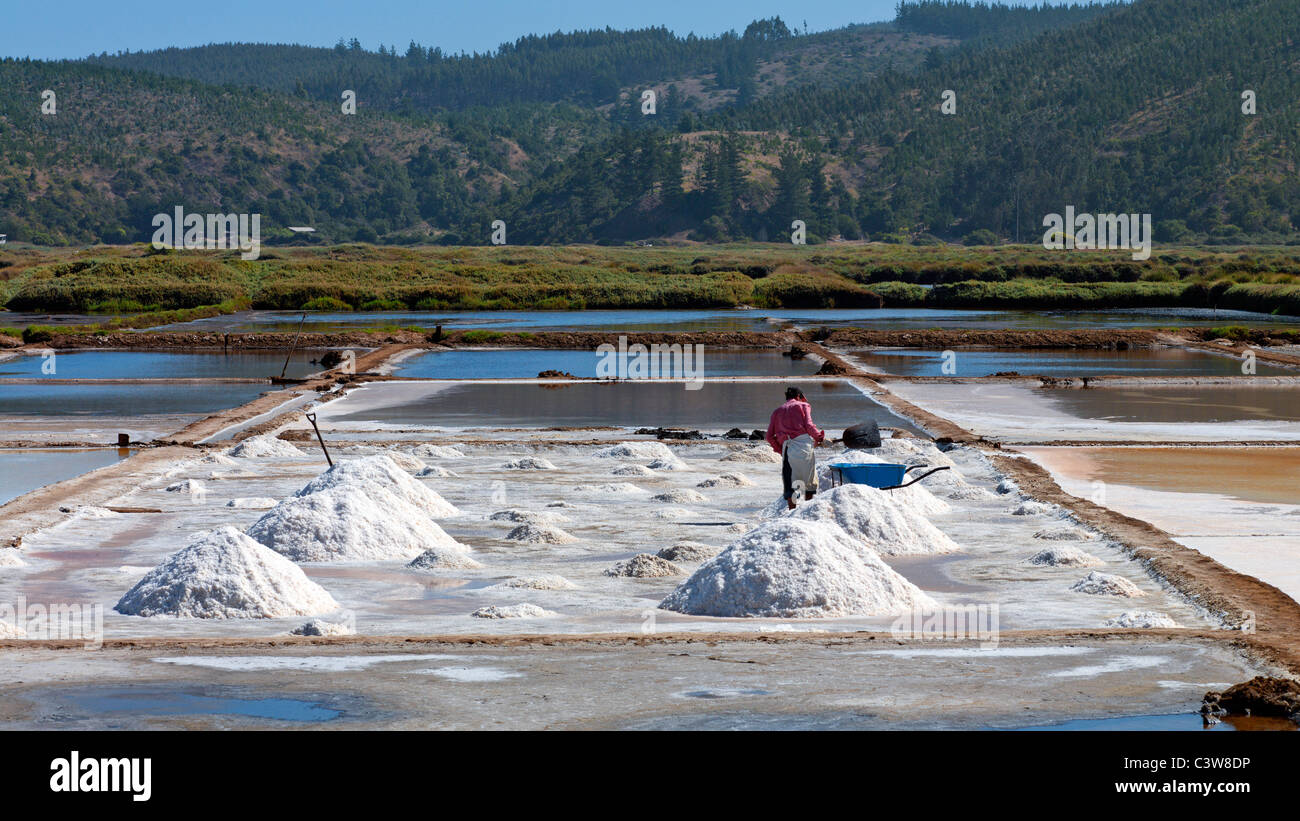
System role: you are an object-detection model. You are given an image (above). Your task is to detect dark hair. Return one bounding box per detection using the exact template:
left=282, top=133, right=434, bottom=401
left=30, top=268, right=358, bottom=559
left=785, top=387, right=805, bottom=400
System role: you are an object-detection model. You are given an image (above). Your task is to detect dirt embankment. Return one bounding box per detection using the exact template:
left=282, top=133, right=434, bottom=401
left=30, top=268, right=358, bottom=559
left=993, top=453, right=1300, bottom=675
left=806, top=328, right=1165, bottom=349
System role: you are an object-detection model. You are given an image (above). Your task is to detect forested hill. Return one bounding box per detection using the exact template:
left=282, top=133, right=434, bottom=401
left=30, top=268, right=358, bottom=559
left=2, top=0, right=1297, bottom=248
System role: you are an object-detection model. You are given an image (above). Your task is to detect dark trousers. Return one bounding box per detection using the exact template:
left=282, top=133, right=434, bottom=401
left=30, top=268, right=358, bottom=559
left=782, top=448, right=794, bottom=500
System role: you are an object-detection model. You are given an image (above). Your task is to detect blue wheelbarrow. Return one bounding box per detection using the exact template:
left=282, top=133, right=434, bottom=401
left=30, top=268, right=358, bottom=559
left=827, top=462, right=951, bottom=491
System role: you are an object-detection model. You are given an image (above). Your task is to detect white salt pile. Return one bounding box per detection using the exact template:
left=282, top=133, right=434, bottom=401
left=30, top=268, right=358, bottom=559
left=657, top=542, right=720, bottom=562
left=1070, top=571, right=1145, bottom=597
left=294, top=455, right=459, bottom=518
left=660, top=519, right=936, bottom=618
left=697, top=472, right=754, bottom=488
left=1013, top=501, right=1056, bottom=516
left=504, top=523, right=578, bottom=544
left=502, top=456, right=557, bottom=471
left=291, top=618, right=356, bottom=636
left=722, top=447, right=781, bottom=464
left=546, top=500, right=577, bottom=509
left=570, top=482, right=649, bottom=496
left=0, top=550, right=27, bottom=568
left=652, top=489, right=707, bottom=504
left=1028, top=546, right=1104, bottom=567
left=226, top=435, right=303, bottom=459
left=116, top=526, right=339, bottom=619
left=249, top=485, right=466, bottom=562
left=227, top=497, right=278, bottom=509
left=417, top=465, right=459, bottom=478
left=384, top=451, right=428, bottom=472
left=785, top=484, right=961, bottom=557
left=813, top=451, right=951, bottom=516
left=592, top=442, right=676, bottom=461
left=200, top=453, right=238, bottom=466
left=0, top=621, right=24, bottom=638
left=496, top=575, right=576, bottom=590
left=471, top=603, right=557, bottom=619
left=1103, top=611, right=1179, bottom=629
left=652, top=506, right=693, bottom=519
left=489, top=508, right=567, bottom=524
left=71, top=506, right=119, bottom=520
left=165, top=479, right=206, bottom=494
left=996, top=478, right=1020, bottom=495
left=611, top=464, right=656, bottom=476
left=1034, top=526, right=1093, bottom=541
left=410, top=444, right=464, bottom=459
left=605, top=554, right=683, bottom=577
left=646, top=457, right=689, bottom=471
left=408, top=546, right=483, bottom=571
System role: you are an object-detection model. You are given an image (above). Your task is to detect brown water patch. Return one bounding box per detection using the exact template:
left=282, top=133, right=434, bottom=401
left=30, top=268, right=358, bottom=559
left=1039, top=385, right=1300, bottom=424
left=1022, top=446, right=1300, bottom=506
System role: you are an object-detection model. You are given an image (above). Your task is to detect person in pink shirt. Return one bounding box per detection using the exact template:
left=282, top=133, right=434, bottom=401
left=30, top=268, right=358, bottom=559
left=766, top=387, right=825, bottom=510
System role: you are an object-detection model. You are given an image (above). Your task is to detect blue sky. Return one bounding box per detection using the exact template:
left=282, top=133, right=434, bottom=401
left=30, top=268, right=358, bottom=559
left=2, top=0, right=1089, bottom=60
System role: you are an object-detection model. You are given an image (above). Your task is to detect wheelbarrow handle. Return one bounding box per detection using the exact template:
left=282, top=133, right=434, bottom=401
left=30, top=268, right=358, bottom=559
left=883, top=466, right=951, bottom=490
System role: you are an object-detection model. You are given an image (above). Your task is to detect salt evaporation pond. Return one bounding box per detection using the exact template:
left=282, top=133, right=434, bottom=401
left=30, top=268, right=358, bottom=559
left=849, top=347, right=1295, bottom=377
left=315, top=379, right=925, bottom=432
left=0, top=382, right=271, bottom=416
left=0, top=349, right=347, bottom=380
left=151, top=306, right=1300, bottom=334
left=0, top=448, right=132, bottom=505
left=389, top=348, right=819, bottom=379
left=1043, top=384, right=1300, bottom=424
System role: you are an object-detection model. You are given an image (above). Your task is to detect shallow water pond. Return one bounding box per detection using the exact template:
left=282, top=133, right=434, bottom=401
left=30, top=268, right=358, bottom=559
left=0, top=382, right=271, bottom=417
left=851, top=347, right=1294, bottom=378
left=0, top=448, right=133, bottom=505
left=390, top=348, right=818, bottom=379
left=0, top=349, right=349, bottom=380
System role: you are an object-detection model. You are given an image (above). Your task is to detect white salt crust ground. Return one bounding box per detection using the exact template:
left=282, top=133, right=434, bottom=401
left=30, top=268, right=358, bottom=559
left=4, top=432, right=1208, bottom=638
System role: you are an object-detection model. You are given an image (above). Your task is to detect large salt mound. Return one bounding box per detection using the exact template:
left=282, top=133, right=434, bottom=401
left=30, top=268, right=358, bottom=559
left=410, top=445, right=464, bottom=459
left=722, top=446, right=781, bottom=464
left=592, top=442, right=675, bottom=462
left=605, top=554, right=683, bottom=577
left=116, top=526, right=339, bottom=619
left=652, top=489, right=707, bottom=504
left=502, top=456, right=557, bottom=471
left=294, top=455, right=458, bottom=518
left=249, top=485, right=466, bottom=562
left=1104, top=610, right=1179, bottom=629
left=785, top=484, right=961, bottom=556
left=1070, top=571, right=1145, bottom=597
left=657, top=541, right=720, bottom=562
left=1028, top=546, right=1104, bottom=567
left=505, top=523, right=578, bottom=544
left=471, top=603, right=557, bottom=619
left=226, top=435, right=304, bottom=459
left=408, top=546, right=483, bottom=571
left=660, top=519, right=936, bottom=618
left=0, top=550, right=27, bottom=568
left=697, top=472, right=754, bottom=488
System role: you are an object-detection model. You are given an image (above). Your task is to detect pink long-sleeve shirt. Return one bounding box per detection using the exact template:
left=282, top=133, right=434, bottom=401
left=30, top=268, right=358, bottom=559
left=765, top=398, right=825, bottom=453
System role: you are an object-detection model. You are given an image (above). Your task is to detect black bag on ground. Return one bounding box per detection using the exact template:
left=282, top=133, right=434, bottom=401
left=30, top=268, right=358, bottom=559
left=842, top=422, right=881, bottom=450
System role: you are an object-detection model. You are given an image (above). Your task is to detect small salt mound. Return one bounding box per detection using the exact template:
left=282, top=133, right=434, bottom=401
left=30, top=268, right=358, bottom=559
left=646, top=457, right=689, bottom=471
left=1034, top=526, right=1093, bottom=541
left=1104, top=610, right=1179, bottom=629
left=697, top=472, right=754, bottom=488
left=942, top=484, right=999, bottom=501
left=116, top=526, right=339, bottom=619
left=295, top=455, right=458, bottom=518
left=489, top=508, right=567, bottom=524
left=546, top=500, right=577, bottom=509
left=0, top=550, right=27, bottom=568
left=612, top=464, right=656, bottom=477
left=384, top=451, right=427, bottom=472
left=497, top=575, right=576, bottom=590
left=995, top=477, right=1020, bottom=495
left=722, top=447, right=781, bottom=464
left=291, top=618, right=356, bottom=636
left=249, top=485, right=465, bottom=562
left=226, top=435, right=303, bottom=459
left=652, top=489, right=707, bottom=504
left=570, top=483, right=649, bottom=496
left=1028, top=546, right=1104, bottom=567
left=0, top=621, right=25, bottom=638
left=165, top=479, right=206, bottom=494
left=786, top=484, right=961, bottom=557
left=200, top=453, right=238, bottom=466
left=1012, top=501, right=1056, bottom=516
left=660, top=519, right=936, bottom=618
left=592, top=442, right=676, bottom=461
left=1071, top=571, right=1145, bottom=597
left=471, top=603, right=556, bottom=619
left=227, top=497, right=278, bottom=510
left=657, top=542, right=719, bottom=562
left=416, top=465, right=459, bottom=478
left=73, top=506, right=119, bottom=519
left=876, top=438, right=959, bottom=470
left=504, top=524, right=578, bottom=544
left=652, top=506, right=694, bottom=519
left=408, top=546, right=483, bottom=571
left=502, top=456, right=557, bottom=471
left=410, top=444, right=464, bottom=459
left=726, top=522, right=752, bottom=533
left=605, top=554, right=683, bottom=577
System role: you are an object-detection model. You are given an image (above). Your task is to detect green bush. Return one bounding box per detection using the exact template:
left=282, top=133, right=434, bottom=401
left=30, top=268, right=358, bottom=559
left=22, top=326, right=56, bottom=344
left=301, top=296, right=354, bottom=311
left=358, top=298, right=407, bottom=311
